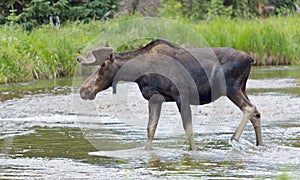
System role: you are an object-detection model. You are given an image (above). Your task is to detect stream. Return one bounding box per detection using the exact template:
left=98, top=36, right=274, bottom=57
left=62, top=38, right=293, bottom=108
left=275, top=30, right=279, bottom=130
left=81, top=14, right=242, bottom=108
left=0, top=66, right=299, bottom=179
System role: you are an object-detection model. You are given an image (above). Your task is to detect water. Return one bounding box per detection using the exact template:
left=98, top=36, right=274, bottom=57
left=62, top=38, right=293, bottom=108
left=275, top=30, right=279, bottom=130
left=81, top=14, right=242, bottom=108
left=0, top=66, right=300, bottom=179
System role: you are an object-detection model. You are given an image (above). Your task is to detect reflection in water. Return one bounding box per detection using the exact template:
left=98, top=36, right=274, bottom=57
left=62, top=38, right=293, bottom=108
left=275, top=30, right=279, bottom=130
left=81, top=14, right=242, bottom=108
left=0, top=66, right=300, bottom=179
left=0, top=78, right=72, bottom=102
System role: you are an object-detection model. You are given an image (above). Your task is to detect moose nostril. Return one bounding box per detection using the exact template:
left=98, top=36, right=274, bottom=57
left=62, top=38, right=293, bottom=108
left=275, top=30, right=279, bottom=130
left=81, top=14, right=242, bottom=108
left=80, top=88, right=88, bottom=99
left=79, top=86, right=95, bottom=100
left=76, top=57, right=81, bottom=62
left=79, top=89, right=85, bottom=98
left=255, top=113, right=261, bottom=118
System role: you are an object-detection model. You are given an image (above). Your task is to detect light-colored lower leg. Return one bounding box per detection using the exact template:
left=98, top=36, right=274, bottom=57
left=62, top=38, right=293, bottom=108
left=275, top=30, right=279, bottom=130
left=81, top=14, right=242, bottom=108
left=180, top=105, right=196, bottom=150
left=186, top=127, right=196, bottom=150
left=145, top=110, right=160, bottom=150
left=145, top=95, right=163, bottom=150
left=146, top=125, right=157, bottom=150
left=232, top=106, right=256, bottom=142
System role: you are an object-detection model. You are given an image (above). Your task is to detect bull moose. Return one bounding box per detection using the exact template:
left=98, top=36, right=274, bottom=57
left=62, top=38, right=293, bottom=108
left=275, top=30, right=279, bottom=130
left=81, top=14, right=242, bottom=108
left=77, top=39, right=262, bottom=150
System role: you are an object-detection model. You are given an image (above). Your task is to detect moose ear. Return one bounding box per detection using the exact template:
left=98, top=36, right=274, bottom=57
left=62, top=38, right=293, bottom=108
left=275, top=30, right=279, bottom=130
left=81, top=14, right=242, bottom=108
left=92, top=47, right=113, bottom=64
left=77, top=47, right=113, bottom=66
left=109, top=53, right=114, bottom=63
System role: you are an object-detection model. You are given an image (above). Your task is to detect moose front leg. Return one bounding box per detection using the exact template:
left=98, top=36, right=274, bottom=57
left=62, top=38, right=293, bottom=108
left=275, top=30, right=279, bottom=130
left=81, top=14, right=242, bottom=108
left=176, top=98, right=196, bottom=151
left=145, top=94, right=164, bottom=150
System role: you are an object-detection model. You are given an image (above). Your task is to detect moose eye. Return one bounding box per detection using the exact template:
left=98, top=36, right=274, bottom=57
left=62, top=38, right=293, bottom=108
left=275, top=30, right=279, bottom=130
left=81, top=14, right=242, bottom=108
left=94, top=73, right=102, bottom=81
left=99, top=69, right=104, bottom=75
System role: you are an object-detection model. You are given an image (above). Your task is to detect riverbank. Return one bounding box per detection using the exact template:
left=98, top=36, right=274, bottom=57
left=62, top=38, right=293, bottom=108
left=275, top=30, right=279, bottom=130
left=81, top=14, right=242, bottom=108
left=1, top=15, right=299, bottom=84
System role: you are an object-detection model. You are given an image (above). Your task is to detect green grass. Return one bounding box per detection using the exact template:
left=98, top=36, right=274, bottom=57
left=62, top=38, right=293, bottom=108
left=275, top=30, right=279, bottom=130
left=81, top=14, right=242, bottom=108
left=192, top=16, right=300, bottom=65
left=0, top=22, right=105, bottom=84
left=1, top=15, right=300, bottom=84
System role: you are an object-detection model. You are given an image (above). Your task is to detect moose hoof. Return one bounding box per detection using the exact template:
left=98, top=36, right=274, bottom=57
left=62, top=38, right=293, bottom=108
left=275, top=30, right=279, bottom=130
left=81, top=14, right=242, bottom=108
left=231, top=136, right=239, bottom=143
left=144, top=145, right=153, bottom=151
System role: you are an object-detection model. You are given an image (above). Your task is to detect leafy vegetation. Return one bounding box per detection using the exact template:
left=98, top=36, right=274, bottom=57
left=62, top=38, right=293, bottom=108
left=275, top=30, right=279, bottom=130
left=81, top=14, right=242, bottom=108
left=160, top=0, right=297, bottom=19
left=192, top=15, right=300, bottom=65
left=0, top=0, right=299, bottom=84
left=0, top=0, right=120, bottom=30
left=1, top=0, right=298, bottom=29
left=0, top=22, right=103, bottom=83
left=1, top=15, right=300, bottom=84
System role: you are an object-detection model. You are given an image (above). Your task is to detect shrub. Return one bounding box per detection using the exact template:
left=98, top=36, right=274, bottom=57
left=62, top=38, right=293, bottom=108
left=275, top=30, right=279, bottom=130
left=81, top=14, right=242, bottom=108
left=1, top=15, right=299, bottom=84
left=1, top=0, right=120, bottom=30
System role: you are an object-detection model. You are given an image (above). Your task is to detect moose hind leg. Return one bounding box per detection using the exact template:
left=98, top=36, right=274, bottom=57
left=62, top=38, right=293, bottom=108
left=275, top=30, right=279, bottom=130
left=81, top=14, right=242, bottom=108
left=145, top=94, right=164, bottom=150
left=250, top=109, right=263, bottom=145
left=243, top=93, right=263, bottom=145
left=228, top=90, right=256, bottom=143
left=232, top=105, right=256, bottom=142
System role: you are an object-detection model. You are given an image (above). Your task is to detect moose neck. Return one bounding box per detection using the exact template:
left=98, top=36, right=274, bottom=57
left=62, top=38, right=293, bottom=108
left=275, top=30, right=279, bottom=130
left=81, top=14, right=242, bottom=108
left=113, top=47, right=151, bottom=66
left=110, top=39, right=179, bottom=93
left=111, top=46, right=154, bottom=94
left=112, top=39, right=179, bottom=68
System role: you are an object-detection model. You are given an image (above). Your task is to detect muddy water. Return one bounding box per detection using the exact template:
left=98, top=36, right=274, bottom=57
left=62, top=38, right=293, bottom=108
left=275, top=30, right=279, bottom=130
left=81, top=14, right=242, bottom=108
left=0, top=66, right=300, bottom=179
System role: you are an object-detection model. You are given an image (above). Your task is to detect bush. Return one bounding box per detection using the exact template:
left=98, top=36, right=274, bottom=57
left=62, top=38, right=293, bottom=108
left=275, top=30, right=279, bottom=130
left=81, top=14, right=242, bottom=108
left=160, top=0, right=297, bottom=20
left=1, top=0, right=120, bottom=30
left=193, top=15, right=300, bottom=65
left=1, top=15, right=300, bottom=84
left=0, top=21, right=105, bottom=83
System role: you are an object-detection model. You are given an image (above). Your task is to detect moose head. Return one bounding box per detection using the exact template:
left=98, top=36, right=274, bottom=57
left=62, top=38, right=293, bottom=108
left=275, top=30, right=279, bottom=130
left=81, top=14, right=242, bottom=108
left=77, top=46, right=117, bottom=100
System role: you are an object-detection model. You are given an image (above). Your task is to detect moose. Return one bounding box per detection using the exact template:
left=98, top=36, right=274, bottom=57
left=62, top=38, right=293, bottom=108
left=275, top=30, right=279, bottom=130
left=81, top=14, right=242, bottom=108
left=77, top=39, right=262, bottom=150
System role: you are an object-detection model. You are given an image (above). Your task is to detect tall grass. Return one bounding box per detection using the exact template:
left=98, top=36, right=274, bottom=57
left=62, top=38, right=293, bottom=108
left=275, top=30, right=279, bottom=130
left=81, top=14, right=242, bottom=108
left=0, top=22, right=104, bottom=84
left=192, top=16, right=300, bottom=65
left=0, top=15, right=299, bottom=84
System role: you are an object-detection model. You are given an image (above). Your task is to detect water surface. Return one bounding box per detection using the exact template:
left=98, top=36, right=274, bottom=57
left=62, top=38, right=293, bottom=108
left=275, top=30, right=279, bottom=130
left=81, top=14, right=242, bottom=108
left=0, top=66, right=299, bottom=179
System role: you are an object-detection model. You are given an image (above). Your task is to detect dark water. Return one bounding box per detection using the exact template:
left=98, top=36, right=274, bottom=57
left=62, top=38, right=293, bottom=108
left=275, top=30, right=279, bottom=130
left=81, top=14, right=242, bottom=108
left=0, top=66, right=300, bottom=179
